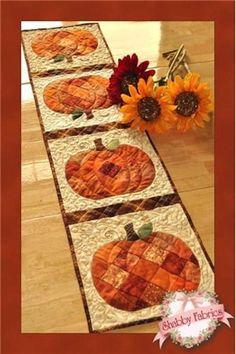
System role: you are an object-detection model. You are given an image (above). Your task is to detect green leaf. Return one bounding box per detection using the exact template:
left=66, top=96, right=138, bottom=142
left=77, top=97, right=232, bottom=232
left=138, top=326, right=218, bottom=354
left=72, top=109, right=84, bottom=120
left=107, top=139, right=120, bottom=150
left=54, top=54, right=65, bottom=62
left=137, top=222, right=153, bottom=239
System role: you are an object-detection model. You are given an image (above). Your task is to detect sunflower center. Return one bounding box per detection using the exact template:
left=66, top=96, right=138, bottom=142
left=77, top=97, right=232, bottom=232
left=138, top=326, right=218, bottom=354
left=175, top=91, right=199, bottom=117
left=138, top=97, right=161, bottom=121
left=120, top=73, right=138, bottom=95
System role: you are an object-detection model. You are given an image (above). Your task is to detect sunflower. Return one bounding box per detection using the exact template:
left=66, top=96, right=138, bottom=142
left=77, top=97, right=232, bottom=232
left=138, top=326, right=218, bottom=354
left=108, top=53, right=155, bottom=105
left=166, top=72, right=213, bottom=132
left=120, top=76, right=177, bottom=133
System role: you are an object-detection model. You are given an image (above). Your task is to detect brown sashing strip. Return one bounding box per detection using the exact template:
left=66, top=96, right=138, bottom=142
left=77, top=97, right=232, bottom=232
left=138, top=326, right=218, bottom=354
left=22, top=22, right=214, bottom=334
left=64, top=194, right=180, bottom=224
left=45, top=122, right=130, bottom=140
left=31, top=63, right=114, bottom=78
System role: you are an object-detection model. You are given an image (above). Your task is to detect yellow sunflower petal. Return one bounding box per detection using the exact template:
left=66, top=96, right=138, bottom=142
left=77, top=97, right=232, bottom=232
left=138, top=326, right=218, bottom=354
left=174, top=75, right=184, bottom=90
left=131, top=119, right=145, bottom=132
left=208, top=102, right=214, bottom=111
left=203, top=114, right=211, bottom=122
left=137, top=78, right=147, bottom=96
left=196, top=88, right=211, bottom=99
left=195, top=119, right=205, bottom=128
left=166, top=79, right=181, bottom=99
left=121, top=94, right=135, bottom=104
left=130, top=120, right=139, bottom=128
left=120, top=103, right=137, bottom=113
left=166, top=104, right=177, bottom=111
left=147, top=75, right=154, bottom=88
left=120, top=115, right=133, bottom=123
left=157, top=85, right=168, bottom=96
left=128, top=84, right=139, bottom=98
left=156, top=85, right=167, bottom=98
left=146, top=76, right=155, bottom=95
left=188, top=73, right=201, bottom=90
left=176, top=118, right=187, bottom=132
left=194, top=112, right=206, bottom=127
left=151, top=87, right=159, bottom=99
left=183, top=77, right=191, bottom=91
left=159, top=95, right=169, bottom=103
left=183, top=72, right=201, bottom=91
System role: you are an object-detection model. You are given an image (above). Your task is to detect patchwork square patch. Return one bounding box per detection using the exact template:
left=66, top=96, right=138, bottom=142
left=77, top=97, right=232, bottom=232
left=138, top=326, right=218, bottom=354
left=140, top=283, right=166, bottom=305
left=131, top=258, right=159, bottom=281
left=161, top=252, right=187, bottom=275
left=120, top=274, right=148, bottom=298
left=99, top=161, right=121, bottom=177
left=102, top=264, right=129, bottom=289
left=142, top=245, right=169, bottom=264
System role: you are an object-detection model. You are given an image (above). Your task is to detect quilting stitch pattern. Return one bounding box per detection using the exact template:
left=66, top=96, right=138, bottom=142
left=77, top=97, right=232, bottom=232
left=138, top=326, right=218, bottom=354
left=32, top=69, right=120, bottom=132
left=48, top=128, right=174, bottom=212
left=70, top=204, right=214, bottom=332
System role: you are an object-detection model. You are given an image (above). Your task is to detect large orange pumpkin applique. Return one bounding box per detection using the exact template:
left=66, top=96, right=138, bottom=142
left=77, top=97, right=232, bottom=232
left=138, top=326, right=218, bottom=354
left=43, top=75, right=112, bottom=119
left=65, top=138, right=156, bottom=200
left=31, top=29, right=98, bottom=61
left=92, top=223, right=201, bottom=311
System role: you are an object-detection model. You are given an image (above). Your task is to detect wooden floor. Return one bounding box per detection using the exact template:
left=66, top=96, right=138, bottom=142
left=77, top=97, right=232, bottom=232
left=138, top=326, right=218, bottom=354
left=21, top=21, right=214, bottom=333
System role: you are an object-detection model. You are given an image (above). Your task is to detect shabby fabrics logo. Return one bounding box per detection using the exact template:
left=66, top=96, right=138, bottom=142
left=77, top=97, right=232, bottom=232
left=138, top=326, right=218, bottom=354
left=153, top=290, right=233, bottom=349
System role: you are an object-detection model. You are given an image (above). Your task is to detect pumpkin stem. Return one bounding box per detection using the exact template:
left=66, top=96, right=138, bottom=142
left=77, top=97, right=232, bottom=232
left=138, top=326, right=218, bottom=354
left=94, top=138, right=106, bottom=151
left=124, top=223, right=139, bottom=241
left=85, top=111, right=94, bottom=119
left=66, top=56, right=73, bottom=63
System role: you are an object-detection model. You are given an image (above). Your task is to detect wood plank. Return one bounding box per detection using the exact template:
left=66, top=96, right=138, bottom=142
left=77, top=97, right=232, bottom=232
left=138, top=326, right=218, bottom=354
left=22, top=177, right=61, bottom=221
left=180, top=187, right=214, bottom=263
left=157, top=21, right=214, bottom=66
left=22, top=215, right=88, bottom=333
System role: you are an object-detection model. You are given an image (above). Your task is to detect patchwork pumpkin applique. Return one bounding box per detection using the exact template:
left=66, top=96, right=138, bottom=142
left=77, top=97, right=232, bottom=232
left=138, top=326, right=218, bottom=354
left=92, top=222, right=201, bottom=311
left=65, top=138, right=156, bottom=200
left=43, top=75, right=112, bottom=119
left=31, top=29, right=98, bottom=62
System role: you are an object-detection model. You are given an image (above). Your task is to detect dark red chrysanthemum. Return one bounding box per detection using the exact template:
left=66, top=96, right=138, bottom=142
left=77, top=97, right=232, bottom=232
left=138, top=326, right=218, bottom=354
left=108, top=53, right=155, bottom=104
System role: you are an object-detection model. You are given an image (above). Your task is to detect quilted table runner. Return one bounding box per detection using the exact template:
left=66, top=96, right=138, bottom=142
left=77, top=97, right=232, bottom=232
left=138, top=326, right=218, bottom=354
left=22, top=23, right=214, bottom=333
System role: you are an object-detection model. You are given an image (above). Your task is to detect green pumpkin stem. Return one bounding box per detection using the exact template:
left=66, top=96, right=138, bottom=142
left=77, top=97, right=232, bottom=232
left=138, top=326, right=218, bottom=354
left=124, top=223, right=139, bottom=241
left=137, top=222, right=153, bottom=239
left=94, top=138, right=106, bottom=151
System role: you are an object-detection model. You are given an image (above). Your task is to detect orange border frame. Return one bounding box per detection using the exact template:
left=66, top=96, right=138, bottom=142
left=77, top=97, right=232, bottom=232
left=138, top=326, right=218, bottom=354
left=1, top=1, right=235, bottom=354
